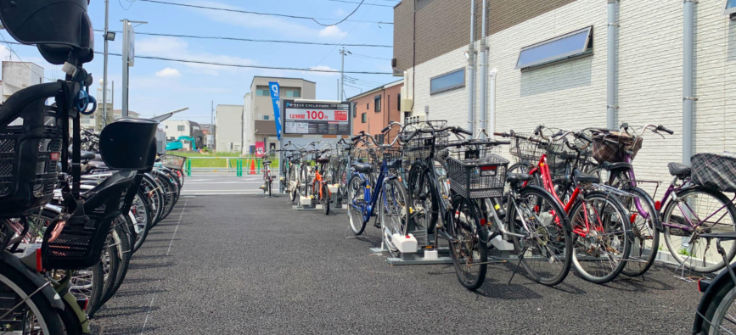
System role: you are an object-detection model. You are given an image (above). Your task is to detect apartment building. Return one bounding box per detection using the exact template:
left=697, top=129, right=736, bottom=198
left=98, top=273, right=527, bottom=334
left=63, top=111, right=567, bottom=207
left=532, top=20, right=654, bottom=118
left=349, top=80, right=403, bottom=141
left=393, top=0, right=736, bottom=187
left=243, top=76, right=316, bottom=154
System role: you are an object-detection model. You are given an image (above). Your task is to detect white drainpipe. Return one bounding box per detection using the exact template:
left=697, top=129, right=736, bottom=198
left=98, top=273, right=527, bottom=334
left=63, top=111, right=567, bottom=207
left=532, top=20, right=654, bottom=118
left=607, top=0, right=619, bottom=130
left=467, top=0, right=476, bottom=135
left=683, top=0, right=696, bottom=164
left=478, top=0, right=488, bottom=138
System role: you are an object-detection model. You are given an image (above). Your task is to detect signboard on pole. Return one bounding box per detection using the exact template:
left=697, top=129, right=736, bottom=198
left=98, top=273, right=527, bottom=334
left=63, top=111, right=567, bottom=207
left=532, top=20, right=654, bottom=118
left=282, top=100, right=351, bottom=135
left=268, top=82, right=282, bottom=140
left=255, top=141, right=265, bottom=157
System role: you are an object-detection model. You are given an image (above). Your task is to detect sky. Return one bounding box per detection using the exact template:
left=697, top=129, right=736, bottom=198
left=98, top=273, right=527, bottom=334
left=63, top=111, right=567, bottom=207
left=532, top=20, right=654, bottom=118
left=0, top=0, right=398, bottom=124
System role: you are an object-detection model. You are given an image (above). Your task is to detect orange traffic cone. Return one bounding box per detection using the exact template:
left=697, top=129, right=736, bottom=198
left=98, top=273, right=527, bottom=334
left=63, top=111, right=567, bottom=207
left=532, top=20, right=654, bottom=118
left=249, top=159, right=256, bottom=175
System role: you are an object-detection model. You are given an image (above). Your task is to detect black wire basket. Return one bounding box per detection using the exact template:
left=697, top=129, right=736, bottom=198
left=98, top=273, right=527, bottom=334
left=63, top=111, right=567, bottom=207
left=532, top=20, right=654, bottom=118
left=447, top=152, right=509, bottom=199
left=0, top=107, right=62, bottom=217
left=401, top=120, right=450, bottom=165
left=546, top=140, right=592, bottom=179
left=509, top=132, right=548, bottom=165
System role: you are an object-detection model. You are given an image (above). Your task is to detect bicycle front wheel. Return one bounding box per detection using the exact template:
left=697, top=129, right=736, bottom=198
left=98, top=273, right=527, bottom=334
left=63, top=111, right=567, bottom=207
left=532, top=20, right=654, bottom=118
left=380, top=178, right=410, bottom=257
left=570, top=191, right=631, bottom=284
left=347, top=175, right=367, bottom=235
left=449, top=196, right=487, bottom=291
left=701, top=276, right=736, bottom=335
left=0, top=264, right=66, bottom=334
left=508, top=185, right=573, bottom=286
left=662, top=187, right=736, bottom=273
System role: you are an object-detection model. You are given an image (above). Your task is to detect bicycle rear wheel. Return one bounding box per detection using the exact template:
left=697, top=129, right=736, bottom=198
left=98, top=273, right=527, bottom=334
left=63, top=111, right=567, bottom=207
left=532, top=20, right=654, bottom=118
left=570, top=191, right=631, bottom=284
left=449, top=195, right=487, bottom=291
left=701, top=276, right=736, bottom=335
left=662, top=187, right=736, bottom=273
left=508, top=186, right=573, bottom=286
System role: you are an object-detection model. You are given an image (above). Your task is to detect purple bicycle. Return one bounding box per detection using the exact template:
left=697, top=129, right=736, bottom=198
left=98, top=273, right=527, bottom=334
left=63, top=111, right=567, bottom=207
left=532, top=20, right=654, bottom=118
left=588, top=124, right=673, bottom=277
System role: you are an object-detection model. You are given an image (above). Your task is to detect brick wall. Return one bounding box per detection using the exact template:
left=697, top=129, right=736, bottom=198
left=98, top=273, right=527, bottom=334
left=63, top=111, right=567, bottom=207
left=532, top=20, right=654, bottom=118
left=351, top=83, right=403, bottom=138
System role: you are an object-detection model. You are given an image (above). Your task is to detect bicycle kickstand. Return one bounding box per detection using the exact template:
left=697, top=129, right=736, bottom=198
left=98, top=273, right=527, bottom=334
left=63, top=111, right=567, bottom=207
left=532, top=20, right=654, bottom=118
left=508, top=246, right=528, bottom=285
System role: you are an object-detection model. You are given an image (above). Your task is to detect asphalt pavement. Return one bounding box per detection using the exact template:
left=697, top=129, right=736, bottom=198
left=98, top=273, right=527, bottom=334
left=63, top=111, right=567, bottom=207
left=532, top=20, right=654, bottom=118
left=91, top=176, right=703, bottom=334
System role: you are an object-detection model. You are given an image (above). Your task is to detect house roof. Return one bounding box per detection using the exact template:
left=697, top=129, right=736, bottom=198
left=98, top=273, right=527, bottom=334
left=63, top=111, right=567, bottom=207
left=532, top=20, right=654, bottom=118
left=346, top=80, right=403, bottom=101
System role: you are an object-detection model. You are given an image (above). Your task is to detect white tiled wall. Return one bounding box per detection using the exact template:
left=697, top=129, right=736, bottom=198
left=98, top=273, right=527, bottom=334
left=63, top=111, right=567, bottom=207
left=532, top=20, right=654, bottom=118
left=406, top=0, right=736, bottom=192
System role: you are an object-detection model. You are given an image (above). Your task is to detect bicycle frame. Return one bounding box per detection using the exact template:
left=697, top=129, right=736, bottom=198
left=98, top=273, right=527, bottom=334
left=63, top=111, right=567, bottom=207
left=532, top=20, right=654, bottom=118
left=658, top=179, right=736, bottom=233
left=351, top=160, right=392, bottom=225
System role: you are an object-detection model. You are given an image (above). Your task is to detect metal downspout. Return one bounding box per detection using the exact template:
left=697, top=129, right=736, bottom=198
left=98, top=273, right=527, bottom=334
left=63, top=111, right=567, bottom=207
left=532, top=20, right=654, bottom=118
left=607, top=0, right=620, bottom=130
left=479, top=0, right=488, bottom=138
left=683, top=0, right=696, bottom=164
left=467, top=0, right=476, bottom=136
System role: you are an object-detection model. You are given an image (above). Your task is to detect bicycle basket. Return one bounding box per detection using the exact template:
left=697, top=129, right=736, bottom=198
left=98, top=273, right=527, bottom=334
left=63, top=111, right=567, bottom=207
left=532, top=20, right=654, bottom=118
left=591, top=131, right=643, bottom=163
left=401, top=120, right=450, bottom=164
left=447, top=154, right=508, bottom=199
left=691, top=153, right=736, bottom=192
left=546, top=141, right=578, bottom=178
left=509, top=133, right=548, bottom=165
left=42, top=171, right=137, bottom=270
left=161, top=154, right=186, bottom=170
left=0, top=106, right=62, bottom=217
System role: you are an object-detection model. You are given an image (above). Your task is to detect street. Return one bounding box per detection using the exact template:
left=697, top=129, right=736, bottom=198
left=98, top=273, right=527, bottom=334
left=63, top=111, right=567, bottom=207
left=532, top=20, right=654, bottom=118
left=91, top=176, right=702, bottom=334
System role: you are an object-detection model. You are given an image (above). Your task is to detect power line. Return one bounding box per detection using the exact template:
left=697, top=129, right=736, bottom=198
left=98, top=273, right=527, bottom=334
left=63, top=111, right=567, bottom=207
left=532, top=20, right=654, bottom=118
left=329, top=0, right=366, bottom=26
left=327, top=0, right=393, bottom=8
left=1, top=40, right=394, bottom=75
left=94, top=29, right=392, bottom=48
left=137, top=0, right=392, bottom=26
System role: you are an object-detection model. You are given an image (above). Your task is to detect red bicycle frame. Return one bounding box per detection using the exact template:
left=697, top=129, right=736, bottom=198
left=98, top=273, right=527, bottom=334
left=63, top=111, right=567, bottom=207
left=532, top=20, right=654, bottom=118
left=525, top=153, right=598, bottom=238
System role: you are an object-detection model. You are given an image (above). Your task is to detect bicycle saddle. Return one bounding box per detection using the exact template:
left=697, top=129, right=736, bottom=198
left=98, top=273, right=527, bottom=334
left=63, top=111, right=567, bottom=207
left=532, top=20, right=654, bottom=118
left=601, top=161, right=632, bottom=172
left=667, top=162, right=691, bottom=179
left=351, top=162, right=373, bottom=174
left=573, top=170, right=600, bottom=184
left=507, top=173, right=532, bottom=185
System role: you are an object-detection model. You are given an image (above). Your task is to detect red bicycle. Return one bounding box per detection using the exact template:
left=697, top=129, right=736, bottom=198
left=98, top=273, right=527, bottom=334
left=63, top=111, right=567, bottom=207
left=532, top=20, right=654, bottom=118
left=496, top=128, right=632, bottom=284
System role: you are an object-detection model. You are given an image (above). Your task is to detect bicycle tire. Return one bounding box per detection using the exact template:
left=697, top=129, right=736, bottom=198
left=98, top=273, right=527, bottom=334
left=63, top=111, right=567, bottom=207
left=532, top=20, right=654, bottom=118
left=86, top=232, right=119, bottom=316
left=131, top=190, right=154, bottom=253
left=449, top=195, right=487, bottom=291
left=0, top=265, right=66, bottom=334
left=99, top=216, right=133, bottom=309
left=322, top=183, right=330, bottom=215
left=702, top=276, right=736, bottom=334
left=347, top=175, right=367, bottom=235
left=618, top=186, right=660, bottom=277
left=570, top=190, right=632, bottom=284
left=408, top=165, right=437, bottom=237
left=508, top=185, right=573, bottom=286
left=380, top=178, right=410, bottom=258
left=662, top=186, right=736, bottom=273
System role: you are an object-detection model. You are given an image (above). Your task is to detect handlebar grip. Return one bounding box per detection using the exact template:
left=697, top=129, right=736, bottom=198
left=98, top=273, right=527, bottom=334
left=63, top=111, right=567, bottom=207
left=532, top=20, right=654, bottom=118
left=381, top=126, right=391, bottom=133
left=657, top=125, right=674, bottom=135
left=493, top=132, right=509, bottom=137
left=454, top=127, right=472, bottom=136
left=351, top=135, right=361, bottom=141
left=620, top=122, right=629, bottom=130
left=534, top=125, right=544, bottom=135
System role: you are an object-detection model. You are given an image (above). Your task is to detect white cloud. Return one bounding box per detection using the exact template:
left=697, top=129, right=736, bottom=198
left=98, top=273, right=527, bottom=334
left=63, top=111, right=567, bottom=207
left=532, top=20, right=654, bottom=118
left=155, top=67, right=181, bottom=78
left=319, top=26, right=348, bottom=39
left=137, top=36, right=255, bottom=76
left=307, top=65, right=339, bottom=77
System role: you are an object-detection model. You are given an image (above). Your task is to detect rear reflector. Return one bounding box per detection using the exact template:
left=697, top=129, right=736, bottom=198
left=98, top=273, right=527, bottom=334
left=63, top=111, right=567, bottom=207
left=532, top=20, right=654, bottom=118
left=480, top=166, right=497, bottom=171
left=35, top=248, right=43, bottom=273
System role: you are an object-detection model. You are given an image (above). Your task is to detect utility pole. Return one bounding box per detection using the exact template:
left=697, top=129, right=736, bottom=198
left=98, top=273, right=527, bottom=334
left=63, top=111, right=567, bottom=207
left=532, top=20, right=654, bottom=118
left=102, top=0, right=110, bottom=126
left=339, top=47, right=351, bottom=101
left=121, top=19, right=147, bottom=117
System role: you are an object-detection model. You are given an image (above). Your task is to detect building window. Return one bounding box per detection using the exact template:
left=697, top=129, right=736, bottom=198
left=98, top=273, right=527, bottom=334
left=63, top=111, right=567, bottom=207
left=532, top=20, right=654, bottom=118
left=256, top=86, right=270, bottom=96
left=177, top=125, right=185, bottom=131
left=727, top=0, right=736, bottom=15
left=352, top=102, right=357, bottom=117
left=430, top=68, right=465, bottom=95
left=397, top=93, right=401, bottom=111
left=283, top=87, right=301, bottom=98
left=516, top=26, right=593, bottom=70
left=361, top=113, right=366, bottom=123
left=374, top=95, right=381, bottom=113
left=366, top=103, right=369, bottom=110
left=263, top=115, right=269, bottom=120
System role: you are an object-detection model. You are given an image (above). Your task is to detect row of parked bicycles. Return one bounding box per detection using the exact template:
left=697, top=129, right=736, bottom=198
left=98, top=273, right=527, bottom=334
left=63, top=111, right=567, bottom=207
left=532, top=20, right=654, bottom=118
left=269, top=116, right=736, bottom=334
left=0, top=1, right=187, bottom=333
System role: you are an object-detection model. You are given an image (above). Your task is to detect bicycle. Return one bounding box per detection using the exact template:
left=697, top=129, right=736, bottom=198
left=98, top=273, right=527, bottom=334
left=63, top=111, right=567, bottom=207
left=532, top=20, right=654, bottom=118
left=585, top=123, right=673, bottom=277
left=693, top=232, right=736, bottom=334
left=346, top=127, right=410, bottom=257
left=656, top=153, right=736, bottom=274
left=260, top=151, right=275, bottom=197
left=497, top=128, right=632, bottom=284
left=306, top=148, right=333, bottom=214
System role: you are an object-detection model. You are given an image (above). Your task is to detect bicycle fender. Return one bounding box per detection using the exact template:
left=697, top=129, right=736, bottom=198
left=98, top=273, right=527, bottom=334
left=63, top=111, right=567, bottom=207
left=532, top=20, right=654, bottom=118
left=692, top=264, right=736, bottom=334
left=0, top=252, right=65, bottom=311
left=631, top=187, right=663, bottom=231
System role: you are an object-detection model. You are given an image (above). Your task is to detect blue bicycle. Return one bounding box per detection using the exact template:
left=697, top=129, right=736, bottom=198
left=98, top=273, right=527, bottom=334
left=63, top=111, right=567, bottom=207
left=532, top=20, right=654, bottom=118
left=346, top=125, right=410, bottom=256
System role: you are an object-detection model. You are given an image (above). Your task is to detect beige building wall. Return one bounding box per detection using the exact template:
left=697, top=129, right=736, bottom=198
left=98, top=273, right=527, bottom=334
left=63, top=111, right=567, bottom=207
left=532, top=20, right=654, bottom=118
left=215, top=104, right=244, bottom=153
